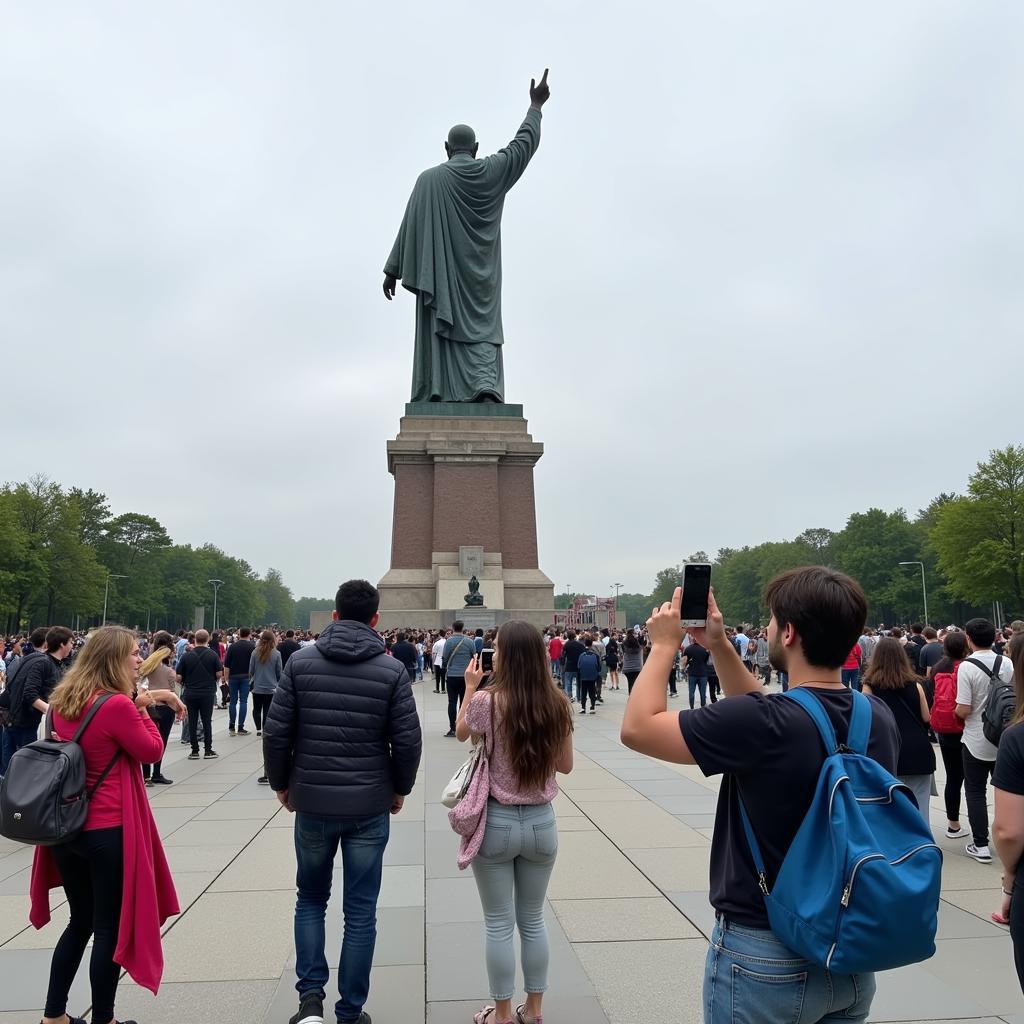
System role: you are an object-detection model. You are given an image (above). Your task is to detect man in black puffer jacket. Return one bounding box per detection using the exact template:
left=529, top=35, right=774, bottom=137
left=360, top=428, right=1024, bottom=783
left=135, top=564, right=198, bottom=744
left=264, top=579, right=422, bottom=1024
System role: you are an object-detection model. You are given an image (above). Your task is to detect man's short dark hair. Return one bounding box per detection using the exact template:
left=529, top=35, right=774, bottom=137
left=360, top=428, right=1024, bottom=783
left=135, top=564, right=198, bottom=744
left=239, top=627, right=251, bottom=638
left=923, top=626, right=937, bottom=640
left=396, top=631, right=407, bottom=643
left=965, top=617, right=996, bottom=649
left=45, top=626, right=73, bottom=653
left=452, top=620, right=464, bottom=633
left=285, top=629, right=295, bottom=638
left=335, top=579, right=380, bottom=624
left=30, top=626, right=48, bottom=649
left=764, top=566, right=867, bottom=670
left=475, top=628, right=484, bottom=637
left=911, top=623, right=924, bottom=635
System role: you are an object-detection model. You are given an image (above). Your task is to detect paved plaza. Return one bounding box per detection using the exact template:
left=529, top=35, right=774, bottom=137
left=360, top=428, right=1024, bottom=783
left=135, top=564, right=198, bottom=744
left=0, top=682, right=1021, bottom=1024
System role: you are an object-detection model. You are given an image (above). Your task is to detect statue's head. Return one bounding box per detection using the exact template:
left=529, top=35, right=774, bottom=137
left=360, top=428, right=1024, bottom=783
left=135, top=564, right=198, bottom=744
left=445, top=124, right=479, bottom=159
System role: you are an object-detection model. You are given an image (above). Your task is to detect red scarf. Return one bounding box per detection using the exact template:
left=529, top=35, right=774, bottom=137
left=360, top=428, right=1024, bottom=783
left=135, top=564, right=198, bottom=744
left=29, top=756, right=180, bottom=994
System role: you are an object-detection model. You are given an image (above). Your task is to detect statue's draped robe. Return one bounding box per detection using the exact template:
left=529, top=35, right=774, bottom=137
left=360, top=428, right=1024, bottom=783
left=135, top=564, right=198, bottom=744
left=385, top=108, right=542, bottom=403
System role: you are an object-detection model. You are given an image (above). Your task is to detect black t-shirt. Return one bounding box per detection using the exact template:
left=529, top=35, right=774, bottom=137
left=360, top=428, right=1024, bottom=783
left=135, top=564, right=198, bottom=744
left=870, top=682, right=935, bottom=775
left=683, top=643, right=710, bottom=677
left=224, top=639, right=256, bottom=675
left=994, top=722, right=1024, bottom=882
left=278, top=639, right=301, bottom=666
left=391, top=641, right=418, bottom=674
left=904, top=636, right=925, bottom=673
left=177, top=646, right=223, bottom=695
left=562, top=639, right=585, bottom=671
left=680, top=687, right=900, bottom=929
left=918, top=641, right=944, bottom=675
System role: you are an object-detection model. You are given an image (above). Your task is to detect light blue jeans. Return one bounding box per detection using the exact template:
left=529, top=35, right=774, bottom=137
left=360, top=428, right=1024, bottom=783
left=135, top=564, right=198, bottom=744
left=705, top=918, right=875, bottom=1024
left=471, top=800, right=557, bottom=1001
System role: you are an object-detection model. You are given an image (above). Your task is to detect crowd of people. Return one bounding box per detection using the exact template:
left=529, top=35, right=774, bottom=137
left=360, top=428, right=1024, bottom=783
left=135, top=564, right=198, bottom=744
left=1, top=581, right=1022, bottom=1024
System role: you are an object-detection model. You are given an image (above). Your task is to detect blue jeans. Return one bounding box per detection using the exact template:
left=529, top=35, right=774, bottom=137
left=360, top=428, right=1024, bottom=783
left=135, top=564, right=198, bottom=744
left=228, top=675, right=250, bottom=729
left=550, top=658, right=562, bottom=681
left=562, top=669, right=577, bottom=700
left=471, top=800, right=557, bottom=1001
left=841, top=668, right=861, bottom=691
left=1, top=725, right=39, bottom=775
left=293, top=811, right=390, bottom=1023
left=705, top=918, right=875, bottom=1023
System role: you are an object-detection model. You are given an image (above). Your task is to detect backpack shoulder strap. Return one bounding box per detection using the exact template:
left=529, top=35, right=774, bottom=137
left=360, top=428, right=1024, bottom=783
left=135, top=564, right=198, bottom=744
left=70, top=692, right=116, bottom=744
left=782, top=688, right=840, bottom=754
left=846, top=690, right=872, bottom=754
left=964, top=656, right=994, bottom=679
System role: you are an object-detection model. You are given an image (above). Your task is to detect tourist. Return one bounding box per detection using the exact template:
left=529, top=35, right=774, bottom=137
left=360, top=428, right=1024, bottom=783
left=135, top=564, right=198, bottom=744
left=754, top=629, right=772, bottom=686
left=929, top=630, right=969, bottom=840
left=905, top=623, right=927, bottom=675
left=30, top=626, right=179, bottom=1024
left=431, top=630, right=447, bottom=693
left=223, top=627, right=256, bottom=736
left=210, top=631, right=228, bottom=706
left=455, top=621, right=574, bottom=1024
left=604, top=629, right=620, bottom=689
left=139, top=630, right=182, bottom=786
left=956, top=618, right=1014, bottom=863
left=620, top=568, right=899, bottom=1024
left=443, top=621, right=476, bottom=737
left=547, top=629, right=563, bottom=684
left=249, top=628, right=282, bottom=742
left=176, top=628, right=222, bottom=760
left=391, top=631, right=419, bottom=684
left=681, top=638, right=710, bottom=709
left=576, top=636, right=602, bottom=714
left=621, top=629, right=643, bottom=694
left=1, top=626, right=72, bottom=775
left=561, top=629, right=584, bottom=703
left=861, top=637, right=936, bottom=816
left=993, top=633, right=1024, bottom=981
left=918, top=626, right=944, bottom=682
left=263, top=579, right=422, bottom=1024
left=841, top=641, right=863, bottom=690
left=278, top=629, right=301, bottom=667
left=415, top=633, right=426, bottom=680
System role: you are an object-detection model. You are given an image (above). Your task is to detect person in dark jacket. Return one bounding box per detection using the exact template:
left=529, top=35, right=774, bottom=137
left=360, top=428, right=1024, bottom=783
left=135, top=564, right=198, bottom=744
left=263, top=579, right=422, bottom=1024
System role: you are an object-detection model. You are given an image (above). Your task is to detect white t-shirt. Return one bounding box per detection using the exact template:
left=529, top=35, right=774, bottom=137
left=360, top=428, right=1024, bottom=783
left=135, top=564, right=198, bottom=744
left=956, top=650, right=1012, bottom=761
left=431, top=637, right=446, bottom=667
left=735, top=634, right=750, bottom=660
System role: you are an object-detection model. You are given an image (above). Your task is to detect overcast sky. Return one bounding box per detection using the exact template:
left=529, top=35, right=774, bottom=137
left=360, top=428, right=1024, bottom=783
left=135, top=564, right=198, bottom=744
left=3, top=1, right=1021, bottom=602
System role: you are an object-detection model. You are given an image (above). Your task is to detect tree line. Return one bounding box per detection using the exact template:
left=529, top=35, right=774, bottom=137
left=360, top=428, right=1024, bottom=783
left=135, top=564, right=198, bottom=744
left=3, top=444, right=1020, bottom=634
left=612, top=444, right=1023, bottom=628
left=0, top=476, right=333, bottom=632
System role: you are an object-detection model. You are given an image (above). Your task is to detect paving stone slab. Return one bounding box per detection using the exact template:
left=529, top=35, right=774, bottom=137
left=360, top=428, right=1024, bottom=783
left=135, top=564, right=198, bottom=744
left=428, top=995, right=610, bottom=1023
left=624, top=846, right=711, bottom=892
left=426, top=876, right=485, bottom=923
left=574, top=937, right=707, bottom=1024
left=548, top=833, right=658, bottom=900
left=918, top=935, right=1024, bottom=1016
left=584, top=802, right=710, bottom=849
left=192, top=798, right=281, bottom=820
left=426, top=829, right=465, bottom=879
left=569, top=787, right=647, bottom=803
left=383, top=819, right=426, bottom=865
left=210, top=824, right=296, bottom=890
left=869, top=961, right=995, bottom=1021
left=163, top=842, right=246, bottom=875
left=551, top=896, right=701, bottom=941
left=665, top=891, right=716, bottom=939
left=0, top=947, right=91, bottom=1013
left=114, top=978, right=279, bottom=1024
left=937, top=898, right=1009, bottom=939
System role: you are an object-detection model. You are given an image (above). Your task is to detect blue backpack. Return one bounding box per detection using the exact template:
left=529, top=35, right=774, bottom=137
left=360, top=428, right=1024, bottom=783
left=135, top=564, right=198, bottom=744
left=737, top=688, right=942, bottom=974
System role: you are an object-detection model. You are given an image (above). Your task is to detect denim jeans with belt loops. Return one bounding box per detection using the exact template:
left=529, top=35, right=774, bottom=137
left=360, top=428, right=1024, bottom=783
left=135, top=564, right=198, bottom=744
left=471, top=799, right=558, bottom=1001
left=704, top=917, right=875, bottom=1024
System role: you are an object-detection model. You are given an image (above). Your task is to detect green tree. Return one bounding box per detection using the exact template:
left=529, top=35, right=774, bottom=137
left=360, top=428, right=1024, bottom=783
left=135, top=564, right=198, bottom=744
left=261, top=568, right=296, bottom=626
left=294, top=595, right=335, bottom=629
left=931, top=445, right=1024, bottom=615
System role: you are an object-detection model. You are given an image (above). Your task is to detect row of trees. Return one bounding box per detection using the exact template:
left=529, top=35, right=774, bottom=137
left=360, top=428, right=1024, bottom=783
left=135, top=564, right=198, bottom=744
left=0, top=477, right=333, bottom=633
left=616, top=445, right=1023, bottom=628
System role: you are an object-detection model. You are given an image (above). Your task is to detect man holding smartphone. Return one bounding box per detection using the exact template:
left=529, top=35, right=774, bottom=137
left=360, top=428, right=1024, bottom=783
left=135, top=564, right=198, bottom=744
left=620, top=567, right=899, bottom=1024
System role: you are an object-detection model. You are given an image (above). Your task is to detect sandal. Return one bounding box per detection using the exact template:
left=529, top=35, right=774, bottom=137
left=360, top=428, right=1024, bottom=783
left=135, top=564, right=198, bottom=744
left=992, top=911, right=1010, bottom=926
left=515, top=1005, right=542, bottom=1024
left=473, top=1007, right=513, bottom=1024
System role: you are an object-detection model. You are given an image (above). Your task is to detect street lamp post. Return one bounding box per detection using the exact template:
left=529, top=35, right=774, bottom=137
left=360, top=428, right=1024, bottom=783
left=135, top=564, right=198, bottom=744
left=611, top=582, right=623, bottom=628
left=102, top=574, right=128, bottom=626
left=898, top=562, right=929, bottom=626
left=208, top=579, right=224, bottom=632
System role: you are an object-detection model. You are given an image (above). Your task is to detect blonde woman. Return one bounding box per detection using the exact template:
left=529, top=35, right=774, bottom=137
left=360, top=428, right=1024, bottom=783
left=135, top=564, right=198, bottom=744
left=139, top=630, right=183, bottom=786
left=29, top=626, right=180, bottom=1024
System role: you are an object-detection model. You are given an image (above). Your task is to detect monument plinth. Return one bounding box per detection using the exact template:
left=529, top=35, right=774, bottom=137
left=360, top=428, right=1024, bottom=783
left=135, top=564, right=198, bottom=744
left=377, top=404, right=555, bottom=630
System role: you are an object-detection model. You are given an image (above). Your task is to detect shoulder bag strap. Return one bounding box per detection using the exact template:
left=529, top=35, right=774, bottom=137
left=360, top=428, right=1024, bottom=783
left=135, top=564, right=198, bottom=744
left=70, top=692, right=116, bottom=744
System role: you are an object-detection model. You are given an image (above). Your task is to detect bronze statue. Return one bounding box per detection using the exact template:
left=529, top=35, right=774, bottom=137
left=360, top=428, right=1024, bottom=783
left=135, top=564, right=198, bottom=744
left=383, top=71, right=551, bottom=403
left=464, top=575, right=485, bottom=607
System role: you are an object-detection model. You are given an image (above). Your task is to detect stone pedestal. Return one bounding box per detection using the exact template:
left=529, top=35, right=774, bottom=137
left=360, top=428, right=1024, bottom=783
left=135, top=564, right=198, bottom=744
left=377, top=403, right=555, bottom=630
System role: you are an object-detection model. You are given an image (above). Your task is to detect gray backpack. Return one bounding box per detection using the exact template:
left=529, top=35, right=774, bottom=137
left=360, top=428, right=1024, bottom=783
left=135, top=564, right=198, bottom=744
left=965, top=655, right=1016, bottom=746
left=0, top=693, right=121, bottom=846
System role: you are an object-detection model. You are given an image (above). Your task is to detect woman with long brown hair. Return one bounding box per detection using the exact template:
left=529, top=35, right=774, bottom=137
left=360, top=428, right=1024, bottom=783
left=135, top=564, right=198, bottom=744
left=139, top=630, right=181, bottom=786
left=249, top=630, right=282, bottom=786
left=993, top=632, right=1024, bottom=981
left=455, top=620, right=574, bottom=1024
left=29, top=626, right=179, bottom=1024
left=862, top=636, right=936, bottom=815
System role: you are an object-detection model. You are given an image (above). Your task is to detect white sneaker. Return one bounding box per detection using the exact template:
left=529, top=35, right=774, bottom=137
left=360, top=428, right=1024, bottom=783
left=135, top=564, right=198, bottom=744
left=965, top=842, right=992, bottom=863
left=945, top=825, right=969, bottom=838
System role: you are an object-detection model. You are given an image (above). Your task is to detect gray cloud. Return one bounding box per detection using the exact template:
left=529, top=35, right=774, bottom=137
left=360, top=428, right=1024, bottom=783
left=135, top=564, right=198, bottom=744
left=3, top=1, right=1021, bottom=600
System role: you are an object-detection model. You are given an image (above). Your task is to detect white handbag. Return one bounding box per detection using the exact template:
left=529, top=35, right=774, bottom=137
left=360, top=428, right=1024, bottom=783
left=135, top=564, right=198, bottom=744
left=441, top=742, right=483, bottom=809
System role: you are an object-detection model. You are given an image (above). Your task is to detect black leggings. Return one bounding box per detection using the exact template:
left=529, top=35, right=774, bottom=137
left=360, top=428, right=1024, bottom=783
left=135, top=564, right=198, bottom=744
left=447, top=677, right=466, bottom=730
left=46, top=826, right=124, bottom=1023
left=143, top=703, right=174, bottom=779
left=936, top=731, right=965, bottom=822
left=433, top=664, right=446, bottom=691
left=624, top=670, right=640, bottom=694
left=184, top=693, right=215, bottom=753
left=252, top=692, right=273, bottom=731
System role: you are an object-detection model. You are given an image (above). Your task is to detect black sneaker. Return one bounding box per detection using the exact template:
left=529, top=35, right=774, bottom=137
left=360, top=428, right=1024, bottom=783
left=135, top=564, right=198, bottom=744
left=152, top=775, right=174, bottom=785
left=204, top=749, right=219, bottom=759
left=256, top=730, right=262, bottom=736
left=228, top=727, right=236, bottom=736
left=237, top=728, right=250, bottom=736
left=257, top=776, right=270, bottom=785
left=339, top=1013, right=371, bottom=1024
left=188, top=751, right=200, bottom=760
left=290, top=990, right=325, bottom=1024
left=444, top=729, right=456, bottom=737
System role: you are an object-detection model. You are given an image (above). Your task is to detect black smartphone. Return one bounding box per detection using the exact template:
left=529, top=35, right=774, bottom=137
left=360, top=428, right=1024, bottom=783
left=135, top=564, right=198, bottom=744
left=680, top=563, right=712, bottom=627
left=481, top=648, right=494, bottom=673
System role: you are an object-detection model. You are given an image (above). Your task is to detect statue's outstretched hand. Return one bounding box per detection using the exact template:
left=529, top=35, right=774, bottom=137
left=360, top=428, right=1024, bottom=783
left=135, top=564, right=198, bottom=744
left=530, top=69, right=550, bottom=109
left=383, top=273, right=397, bottom=301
